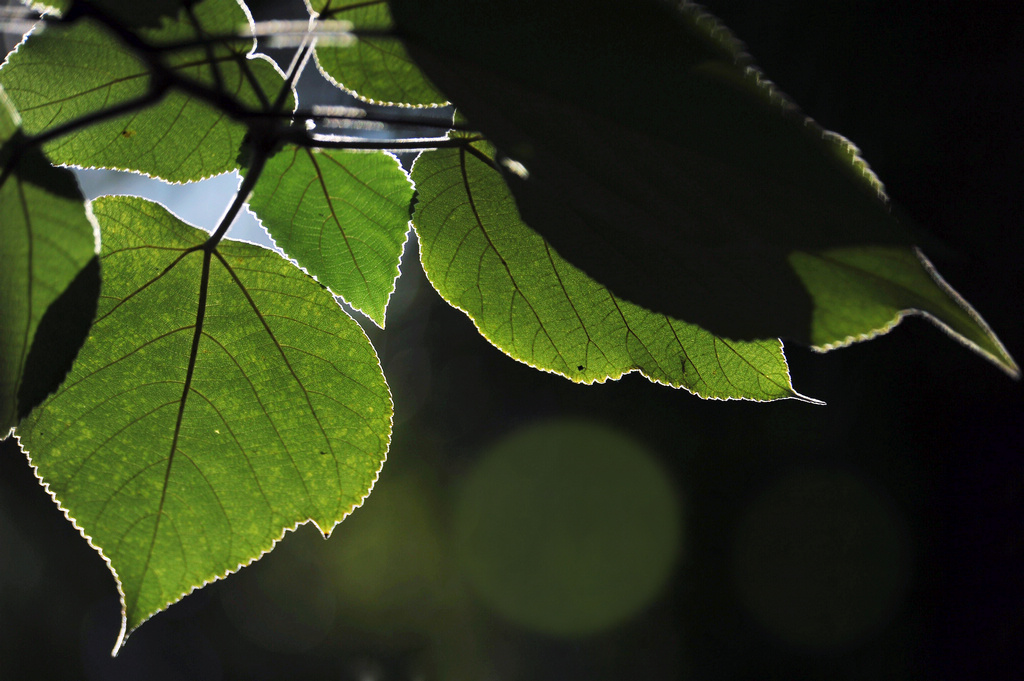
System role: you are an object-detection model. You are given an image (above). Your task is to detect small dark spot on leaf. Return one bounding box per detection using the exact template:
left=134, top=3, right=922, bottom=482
left=577, top=365, right=584, bottom=371
left=319, top=450, right=326, bottom=456
left=121, top=129, right=134, bottom=138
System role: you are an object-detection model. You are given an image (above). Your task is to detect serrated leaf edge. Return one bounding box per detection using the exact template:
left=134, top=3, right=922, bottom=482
left=304, top=0, right=449, bottom=108
left=416, top=254, right=820, bottom=404
left=248, top=149, right=414, bottom=329
left=309, top=48, right=450, bottom=109
left=410, top=148, right=821, bottom=404
left=11, top=424, right=389, bottom=656
left=12, top=195, right=394, bottom=653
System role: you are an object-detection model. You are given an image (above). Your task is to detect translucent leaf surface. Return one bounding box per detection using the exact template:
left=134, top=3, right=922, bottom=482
left=21, top=0, right=189, bottom=27
left=1, top=0, right=292, bottom=182
left=412, top=143, right=816, bottom=402
left=0, top=89, right=98, bottom=434
left=16, top=196, right=392, bottom=651
left=249, top=145, right=413, bottom=327
left=790, top=247, right=1017, bottom=373
left=308, top=0, right=445, bottom=106
left=389, top=0, right=1017, bottom=376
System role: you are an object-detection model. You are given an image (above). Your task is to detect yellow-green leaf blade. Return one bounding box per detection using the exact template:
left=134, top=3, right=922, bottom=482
left=412, top=144, right=815, bottom=403
left=791, top=247, right=1019, bottom=377
left=249, top=145, right=414, bottom=327
left=20, top=0, right=191, bottom=26
left=0, top=88, right=98, bottom=434
left=0, top=0, right=292, bottom=181
left=309, top=0, right=445, bottom=106
left=16, top=195, right=392, bottom=650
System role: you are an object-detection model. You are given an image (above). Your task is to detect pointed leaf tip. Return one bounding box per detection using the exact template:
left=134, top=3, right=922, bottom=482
left=249, top=146, right=414, bottom=328
left=791, top=246, right=1019, bottom=378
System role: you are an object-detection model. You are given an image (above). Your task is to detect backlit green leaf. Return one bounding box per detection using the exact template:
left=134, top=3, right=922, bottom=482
left=21, top=0, right=190, bottom=27
left=412, top=143, right=817, bottom=402
left=790, top=247, right=1018, bottom=374
left=249, top=145, right=413, bottom=327
left=0, top=87, right=98, bottom=434
left=309, top=0, right=445, bottom=106
left=16, top=195, right=392, bottom=651
left=1, top=0, right=292, bottom=181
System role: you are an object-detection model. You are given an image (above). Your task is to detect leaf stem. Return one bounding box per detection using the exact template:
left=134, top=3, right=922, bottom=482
left=206, top=146, right=271, bottom=247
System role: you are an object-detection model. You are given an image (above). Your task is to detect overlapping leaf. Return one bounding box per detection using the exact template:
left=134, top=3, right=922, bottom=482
left=1, top=0, right=292, bottom=182
left=412, top=143, right=817, bottom=402
left=17, top=195, right=392, bottom=651
left=0, top=88, right=98, bottom=434
left=389, top=0, right=1017, bottom=376
left=249, top=145, right=413, bottom=327
left=308, top=0, right=445, bottom=106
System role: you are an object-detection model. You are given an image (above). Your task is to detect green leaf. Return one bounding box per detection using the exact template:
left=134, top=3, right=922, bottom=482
left=389, top=0, right=1017, bottom=376
left=16, top=195, right=392, bottom=651
left=0, top=88, right=99, bottom=435
left=0, top=0, right=292, bottom=182
left=790, top=247, right=1018, bottom=374
left=309, top=0, right=446, bottom=106
left=249, top=145, right=414, bottom=327
left=21, top=0, right=190, bottom=27
left=412, top=143, right=817, bottom=402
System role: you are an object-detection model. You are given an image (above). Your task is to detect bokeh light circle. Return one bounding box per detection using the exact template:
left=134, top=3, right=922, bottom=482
left=453, top=419, right=681, bottom=637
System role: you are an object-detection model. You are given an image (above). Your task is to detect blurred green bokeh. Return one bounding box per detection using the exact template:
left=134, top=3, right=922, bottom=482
left=453, top=420, right=682, bottom=636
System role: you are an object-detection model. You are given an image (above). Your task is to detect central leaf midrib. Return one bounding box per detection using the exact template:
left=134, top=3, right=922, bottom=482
left=131, top=248, right=213, bottom=618
left=307, top=149, right=373, bottom=297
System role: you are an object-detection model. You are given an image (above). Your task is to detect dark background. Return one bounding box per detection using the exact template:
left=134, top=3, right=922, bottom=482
left=1, top=1, right=1022, bottom=679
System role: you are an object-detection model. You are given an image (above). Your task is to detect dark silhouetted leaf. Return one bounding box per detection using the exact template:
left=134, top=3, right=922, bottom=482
left=388, top=0, right=1017, bottom=376
left=16, top=256, right=101, bottom=420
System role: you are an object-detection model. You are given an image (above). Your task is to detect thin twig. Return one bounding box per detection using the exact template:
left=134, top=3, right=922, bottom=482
left=273, top=37, right=314, bottom=115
